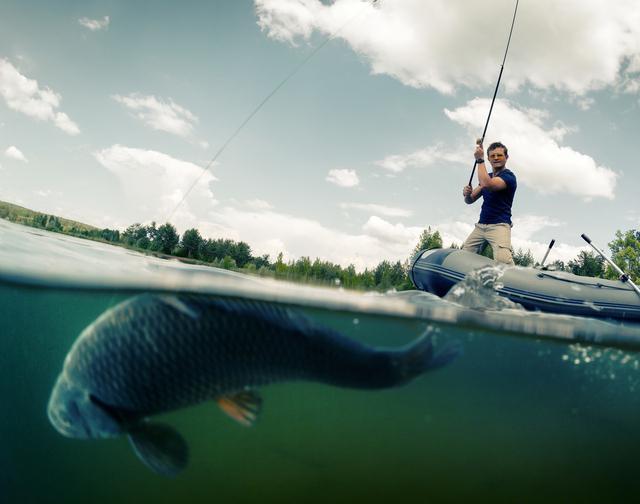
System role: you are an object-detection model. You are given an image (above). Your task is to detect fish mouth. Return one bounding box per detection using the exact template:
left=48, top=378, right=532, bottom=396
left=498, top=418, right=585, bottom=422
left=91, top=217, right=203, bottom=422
left=88, top=394, right=136, bottom=434
left=47, top=374, right=124, bottom=439
left=48, top=397, right=86, bottom=438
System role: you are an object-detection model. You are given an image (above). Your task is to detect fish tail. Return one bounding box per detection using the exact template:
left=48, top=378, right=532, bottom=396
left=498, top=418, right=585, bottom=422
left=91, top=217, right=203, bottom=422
left=396, top=331, right=462, bottom=383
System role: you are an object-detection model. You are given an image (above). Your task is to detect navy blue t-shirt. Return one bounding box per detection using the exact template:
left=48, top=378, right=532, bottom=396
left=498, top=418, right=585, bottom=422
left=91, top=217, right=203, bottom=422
left=479, top=169, right=517, bottom=225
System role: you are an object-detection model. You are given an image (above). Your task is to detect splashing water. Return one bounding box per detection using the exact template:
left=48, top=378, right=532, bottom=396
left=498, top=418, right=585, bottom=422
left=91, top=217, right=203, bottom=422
left=444, top=264, right=524, bottom=311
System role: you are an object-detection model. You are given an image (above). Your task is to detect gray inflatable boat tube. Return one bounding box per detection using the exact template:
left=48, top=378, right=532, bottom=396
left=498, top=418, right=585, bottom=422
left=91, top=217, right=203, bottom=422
left=410, top=248, right=640, bottom=322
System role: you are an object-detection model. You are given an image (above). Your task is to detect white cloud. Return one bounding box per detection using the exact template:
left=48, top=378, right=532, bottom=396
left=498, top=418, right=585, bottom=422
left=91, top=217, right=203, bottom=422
left=362, top=215, right=422, bottom=245
left=340, top=202, right=412, bottom=218
left=200, top=207, right=418, bottom=271
left=572, top=96, right=595, bottom=111
left=326, top=168, right=359, bottom=187
left=0, top=58, right=80, bottom=135
left=255, top=0, right=640, bottom=96
left=376, top=143, right=466, bottom=174
left=112, top=93, right=198, bottom=138
left=5, top=146, right=28, bottom=162
left=93, top=145, right=217, bottom=226
left=79, top=16, right=110, bottom=31
left=443, top=98, right=618, bottom=199
left=245, top=199, right=274, bottom=210
left=511, top=215, right=563, bottom=241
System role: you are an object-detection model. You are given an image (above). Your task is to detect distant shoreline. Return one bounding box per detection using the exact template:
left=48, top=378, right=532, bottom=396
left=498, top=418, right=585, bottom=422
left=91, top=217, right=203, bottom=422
left=0, top=199, right=415, bottom=291
left=3, top=199, right=630, bottom=286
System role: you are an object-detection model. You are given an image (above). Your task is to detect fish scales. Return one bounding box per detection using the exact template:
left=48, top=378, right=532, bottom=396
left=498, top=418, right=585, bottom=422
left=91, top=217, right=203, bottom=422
left=65, top=295, right=373, bottom=414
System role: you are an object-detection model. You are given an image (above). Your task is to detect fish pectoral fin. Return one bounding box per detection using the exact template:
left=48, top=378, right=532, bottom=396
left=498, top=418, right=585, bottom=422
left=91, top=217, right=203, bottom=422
left=216, top=390, right=263, bottom=427
left=128, top=421, right=189, bottom=477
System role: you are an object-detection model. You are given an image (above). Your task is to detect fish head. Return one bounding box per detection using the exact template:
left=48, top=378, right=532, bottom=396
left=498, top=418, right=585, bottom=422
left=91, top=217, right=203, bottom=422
left=47, top=373, right=122, bottom=439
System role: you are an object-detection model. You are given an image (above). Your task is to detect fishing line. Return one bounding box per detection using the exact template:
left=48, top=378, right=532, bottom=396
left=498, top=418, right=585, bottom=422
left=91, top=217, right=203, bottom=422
left=468, top=0, right=519, bottom=186
left=166, top=0, right=379, bottom=223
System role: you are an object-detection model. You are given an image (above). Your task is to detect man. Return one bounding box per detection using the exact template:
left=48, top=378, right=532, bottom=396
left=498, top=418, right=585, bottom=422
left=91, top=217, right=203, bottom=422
left=462, top=141, right=517, bottom=265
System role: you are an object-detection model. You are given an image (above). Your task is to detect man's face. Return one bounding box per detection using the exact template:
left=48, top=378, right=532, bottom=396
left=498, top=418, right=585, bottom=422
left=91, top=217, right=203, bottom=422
left=488, top=147, right=508, bottom=169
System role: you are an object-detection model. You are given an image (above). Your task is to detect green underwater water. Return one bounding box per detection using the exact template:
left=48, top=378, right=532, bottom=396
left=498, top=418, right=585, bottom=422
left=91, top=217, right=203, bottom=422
left=2, top=282, right=640, bottom=504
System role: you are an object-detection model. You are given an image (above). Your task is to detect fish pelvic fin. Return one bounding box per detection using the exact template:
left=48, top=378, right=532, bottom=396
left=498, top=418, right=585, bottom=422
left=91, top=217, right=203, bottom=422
left=128, top=421, right=189, bottom=477
left=216, top=390, right=263, bottom=427
left=396, top=331, right=462, bottom=384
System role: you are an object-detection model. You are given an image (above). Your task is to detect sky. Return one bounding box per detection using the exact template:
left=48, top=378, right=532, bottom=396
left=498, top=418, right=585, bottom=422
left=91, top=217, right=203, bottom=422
left=1, top=0, right=639, bottom=271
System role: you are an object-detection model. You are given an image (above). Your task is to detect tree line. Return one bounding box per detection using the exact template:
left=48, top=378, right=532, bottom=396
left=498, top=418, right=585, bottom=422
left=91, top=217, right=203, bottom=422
left=22, top=210, right=640, bottom=290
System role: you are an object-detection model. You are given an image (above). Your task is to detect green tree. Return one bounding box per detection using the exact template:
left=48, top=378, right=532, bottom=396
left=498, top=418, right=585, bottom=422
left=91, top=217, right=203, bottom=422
left=31, top=214, right=47, bottom=228
left=568, top=251, right=605, bottom=278
left=153, top=223, right=179, bottom=254
left=45, top=215, right=63, bottom=232
left=146, top=222, right=158, bottom=245
left=231, top=241, right=252, bottom=268
left=274, top=252, right=287, bottom=275
left=197, top=239, right=216, bottom=262
left=181, top=228, right=203, bottom=259
left=293, top=256, right=312, bottom=279
left=100, top=228, right=121, bottom=242
left=123, top=223, right=149, bottom=247
left=513, top=248, right=534, bottom=267
left=31, top=214, right=62, bottom=231
left=388, top=261, right=409, bottom=290
left=374, top=260, right=404, bottom=291
left=340, top=264, right=358, bottom=289
left=222, top=256, right=237, bottom=270
left=359, top=269, right=376, bottom=289
left=411, top=227, right=443, bottom=257
left=254, top=254, right=271, bottom=270
left=607, top=229, right=640, bottom=282
left=136, top=236, right=150, bottom=249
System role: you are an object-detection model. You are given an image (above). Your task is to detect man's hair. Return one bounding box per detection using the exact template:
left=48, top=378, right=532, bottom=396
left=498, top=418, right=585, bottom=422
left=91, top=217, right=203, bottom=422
left=487, top=141, right=508, bottom=157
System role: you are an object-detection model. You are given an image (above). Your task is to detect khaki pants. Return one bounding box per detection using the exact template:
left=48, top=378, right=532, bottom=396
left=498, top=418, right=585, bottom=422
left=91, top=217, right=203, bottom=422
left=462, top=223, right=514, bottom=265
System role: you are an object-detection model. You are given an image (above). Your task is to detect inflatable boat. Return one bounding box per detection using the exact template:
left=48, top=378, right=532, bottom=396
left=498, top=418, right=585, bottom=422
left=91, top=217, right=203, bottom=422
left=410, top=248, right=640, bottom=322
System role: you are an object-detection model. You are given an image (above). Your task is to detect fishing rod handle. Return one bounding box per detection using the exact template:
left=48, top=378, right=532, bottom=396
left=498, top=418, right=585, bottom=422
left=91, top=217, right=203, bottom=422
left=468, top=160, right=478, bottom=186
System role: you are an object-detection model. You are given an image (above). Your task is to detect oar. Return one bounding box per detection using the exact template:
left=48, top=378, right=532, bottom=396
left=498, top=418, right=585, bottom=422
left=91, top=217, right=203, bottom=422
left=539, top=239, right=555, bottom=269
left=581, top=233, right=640, bottom=298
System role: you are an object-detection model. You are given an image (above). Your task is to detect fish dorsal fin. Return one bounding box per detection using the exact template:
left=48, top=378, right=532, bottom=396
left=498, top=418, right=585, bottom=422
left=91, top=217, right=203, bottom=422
left=158, top=296, right=200, bottom=319
left=216, top=390, right=263, bottom=427
left=128, top=421, right=189, bottom=477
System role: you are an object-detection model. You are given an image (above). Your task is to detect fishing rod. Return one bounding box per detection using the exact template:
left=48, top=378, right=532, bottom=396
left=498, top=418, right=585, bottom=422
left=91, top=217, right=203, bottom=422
left=167, top=0, right=379, bottom=223
left=468, top=0, right=520, bottom=186
left=581, top=233, right=640, bottom=298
